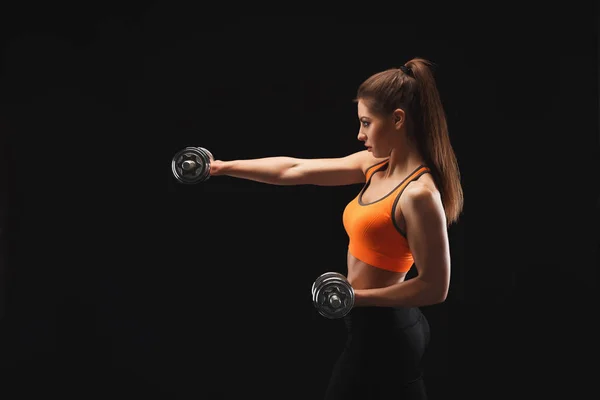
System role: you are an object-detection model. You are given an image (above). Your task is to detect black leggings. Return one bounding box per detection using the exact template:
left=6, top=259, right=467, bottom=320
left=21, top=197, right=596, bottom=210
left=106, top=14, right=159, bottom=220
left=324, top=306, right=430, bottom=400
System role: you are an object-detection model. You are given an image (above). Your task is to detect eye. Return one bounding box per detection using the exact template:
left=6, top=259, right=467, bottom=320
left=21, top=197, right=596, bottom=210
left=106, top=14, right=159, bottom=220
left=361, top=120, right=370, bottom=127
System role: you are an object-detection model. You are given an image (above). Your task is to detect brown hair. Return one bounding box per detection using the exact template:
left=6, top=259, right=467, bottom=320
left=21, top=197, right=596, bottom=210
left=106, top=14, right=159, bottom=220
left=354, top=57, right=464, bottom=225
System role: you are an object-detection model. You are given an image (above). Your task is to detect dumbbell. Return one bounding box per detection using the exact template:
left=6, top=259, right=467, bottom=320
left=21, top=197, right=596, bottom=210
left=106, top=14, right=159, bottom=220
left=171, top=146, right=214, bottom=184
left=311, top=272, right=355, bottom=319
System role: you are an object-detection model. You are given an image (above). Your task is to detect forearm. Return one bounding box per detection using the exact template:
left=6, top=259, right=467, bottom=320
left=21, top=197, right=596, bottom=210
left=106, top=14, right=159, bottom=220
left=214, top=157, right=300, bottom=185
left=353, top=277, right=447, bottom=308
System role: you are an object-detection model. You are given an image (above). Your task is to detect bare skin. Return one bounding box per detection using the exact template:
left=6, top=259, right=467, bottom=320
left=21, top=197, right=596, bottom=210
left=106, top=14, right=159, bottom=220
left=209, top=99, right=450, bottom=308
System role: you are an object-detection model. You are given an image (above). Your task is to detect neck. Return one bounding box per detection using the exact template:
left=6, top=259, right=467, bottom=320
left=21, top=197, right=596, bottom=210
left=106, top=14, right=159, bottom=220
left=383, top=145, right=425, bottom=180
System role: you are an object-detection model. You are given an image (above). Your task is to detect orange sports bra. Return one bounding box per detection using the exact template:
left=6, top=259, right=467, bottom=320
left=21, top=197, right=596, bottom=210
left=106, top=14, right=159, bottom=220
left=342, top=160, right=431, bottom=273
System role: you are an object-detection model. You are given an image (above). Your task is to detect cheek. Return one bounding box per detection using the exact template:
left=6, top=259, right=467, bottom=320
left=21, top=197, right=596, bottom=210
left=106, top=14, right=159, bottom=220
left=369, top=127, right=382, bottom=140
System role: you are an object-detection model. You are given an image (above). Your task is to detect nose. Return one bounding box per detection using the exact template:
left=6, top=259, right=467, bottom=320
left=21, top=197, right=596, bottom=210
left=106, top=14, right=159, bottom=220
left=357, top=131, right=366, bottom=142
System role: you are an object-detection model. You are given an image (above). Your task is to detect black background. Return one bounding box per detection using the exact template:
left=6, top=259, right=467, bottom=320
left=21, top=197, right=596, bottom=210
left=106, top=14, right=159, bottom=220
left=0, top=3, right=598, bottom=399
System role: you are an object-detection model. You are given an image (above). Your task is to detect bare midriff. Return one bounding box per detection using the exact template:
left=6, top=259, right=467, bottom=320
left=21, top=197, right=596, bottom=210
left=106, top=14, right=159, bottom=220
left=346, top=250, right=407, bottom=290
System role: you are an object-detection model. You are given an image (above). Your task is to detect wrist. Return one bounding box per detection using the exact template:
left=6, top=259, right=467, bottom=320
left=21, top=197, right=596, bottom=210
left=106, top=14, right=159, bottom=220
left=353, top=289, right=366, bottom=307
left=211, top=159, right=231, bottom=176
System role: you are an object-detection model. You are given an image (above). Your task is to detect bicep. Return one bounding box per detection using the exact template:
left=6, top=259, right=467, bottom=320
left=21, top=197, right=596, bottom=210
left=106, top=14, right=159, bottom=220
left=402, top=188, right=451, bottom=292
left=285, top=150, right=381, bottom=186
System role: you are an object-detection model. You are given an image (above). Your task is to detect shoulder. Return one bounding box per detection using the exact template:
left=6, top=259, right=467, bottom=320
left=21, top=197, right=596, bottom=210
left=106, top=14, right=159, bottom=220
left=400, top=180, right=444, bottom=221
left=353, top=150, right=388, bottom=175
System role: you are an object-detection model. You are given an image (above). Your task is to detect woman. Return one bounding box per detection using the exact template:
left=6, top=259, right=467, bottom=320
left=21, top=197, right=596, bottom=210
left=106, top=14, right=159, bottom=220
left=208, top=57, right=463, bottom=399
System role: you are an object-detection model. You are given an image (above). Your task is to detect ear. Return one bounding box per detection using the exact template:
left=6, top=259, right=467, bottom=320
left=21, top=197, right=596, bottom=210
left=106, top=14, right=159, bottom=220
left=393, top=108, right=406, bottom=129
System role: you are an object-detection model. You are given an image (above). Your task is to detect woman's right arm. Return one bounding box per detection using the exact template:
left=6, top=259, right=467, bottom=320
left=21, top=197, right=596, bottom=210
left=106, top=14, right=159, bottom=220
left=210, top=150, right=383, bottom=186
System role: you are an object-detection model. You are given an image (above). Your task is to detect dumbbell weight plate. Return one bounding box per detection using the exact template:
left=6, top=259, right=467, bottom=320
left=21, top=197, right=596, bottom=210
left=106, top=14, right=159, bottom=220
left=195, top=147, right=213, bottom=181
left=314, top=281, right=354, bottom=319
left=200, top=147, right=214, bottom=162
left=171, top=146, right=214, bottom=184
left=311, top=272, right=343, bottom=298
left=312, top=272, right=354, bottom=319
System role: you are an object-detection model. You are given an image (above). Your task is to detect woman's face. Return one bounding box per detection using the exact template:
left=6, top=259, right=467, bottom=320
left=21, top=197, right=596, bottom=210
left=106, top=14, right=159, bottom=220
left=356, top=99, right=397, bottom=158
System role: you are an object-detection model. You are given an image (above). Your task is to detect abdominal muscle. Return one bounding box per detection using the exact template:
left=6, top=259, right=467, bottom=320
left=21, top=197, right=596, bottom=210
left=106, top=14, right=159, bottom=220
left=346, top=250, right=407, bottom=290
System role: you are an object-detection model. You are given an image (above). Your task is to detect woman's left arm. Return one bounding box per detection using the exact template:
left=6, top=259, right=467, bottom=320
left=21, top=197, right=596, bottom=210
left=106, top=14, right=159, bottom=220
left=353, top=185, right=451, bottom=308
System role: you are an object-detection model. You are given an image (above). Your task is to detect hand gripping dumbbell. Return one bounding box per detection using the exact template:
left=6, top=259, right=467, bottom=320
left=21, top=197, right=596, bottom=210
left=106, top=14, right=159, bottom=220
left=311, top=272, right=355, bottom=319
left=171, top=146, right=214, bottom=184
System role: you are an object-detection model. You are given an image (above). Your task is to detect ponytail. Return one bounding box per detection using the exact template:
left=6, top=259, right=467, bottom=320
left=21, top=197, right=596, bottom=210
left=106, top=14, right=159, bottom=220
left=356, top=58, right=464, bottom=225
left=405, top=58, right=463, bottom=225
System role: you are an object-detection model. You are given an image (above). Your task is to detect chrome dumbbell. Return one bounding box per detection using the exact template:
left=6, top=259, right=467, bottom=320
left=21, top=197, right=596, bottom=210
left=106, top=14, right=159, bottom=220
left=311, top=272, right=355, bottom=319
left=171, top=146, right=214, bottom=184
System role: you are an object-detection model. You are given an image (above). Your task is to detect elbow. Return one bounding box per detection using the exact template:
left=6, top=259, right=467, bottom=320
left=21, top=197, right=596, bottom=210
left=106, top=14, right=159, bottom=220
left=433, top=283, right=449, bottom=304
left=424, top=290, right=447, bottom=306
left=425, top=294, right=447, bottom=307
left=420, top=272, right=449, bottom=305
left=279, top=163, right=303, bottom=185
left=423, top=281, right=449, bottom=305
left=434, top=290, right=448, bottom=304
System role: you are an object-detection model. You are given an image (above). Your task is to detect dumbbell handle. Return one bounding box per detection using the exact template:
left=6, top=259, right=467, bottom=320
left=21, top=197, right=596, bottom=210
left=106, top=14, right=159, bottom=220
left=328, top=294, right=342, bottom=308
left=182, top=160, right=197, bottom=171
